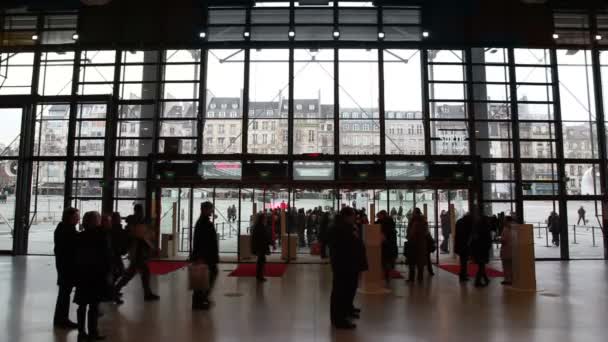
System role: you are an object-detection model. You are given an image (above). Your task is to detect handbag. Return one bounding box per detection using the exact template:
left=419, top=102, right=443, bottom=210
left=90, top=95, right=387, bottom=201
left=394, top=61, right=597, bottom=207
left=188, top=263, right=210, bottom=291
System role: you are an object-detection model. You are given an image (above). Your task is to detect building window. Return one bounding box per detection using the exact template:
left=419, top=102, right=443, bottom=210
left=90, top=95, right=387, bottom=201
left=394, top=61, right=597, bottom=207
left=221, top=103, right=227, bottom=109
left=296, top=104, right=302, bottom=110
left=231, top=103, right=238, bottom=109
left=230, top=124, right=236, bottom=134
left=230, top=111, right=237, bottom=117
left=219, top=111, right=226, bottom=117
left=262, top=134, right=268, bottom=144
left=253, top=134, right=258, bottom=144
left=271, top=121, right=276, bottom=130
left=308, top=130, right=315, bottom=143
left=230, top=137, right=236, bottom=144
left=262, top=121, right=268, bottom=130
left=266, top=110, right=273, bottom=116
left=218, top=138, right=225, bottom=146
left=271, top=134, right=276, bottom=144
left=309, top=104, right=315, bottom=111
left=218, top=125, right=225, bottom=134
left=210, top=103, right=216, bottom=109
left=252, top=121, right=258, bottom=130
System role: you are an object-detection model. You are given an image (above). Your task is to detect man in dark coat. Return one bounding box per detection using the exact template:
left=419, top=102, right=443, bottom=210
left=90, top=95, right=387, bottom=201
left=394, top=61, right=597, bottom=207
left=471, top=216, right=492, bottom=287
left=329, top=207, right=364, bottom=330
left=191, top=201, right=219, bottom=310
left=455, top=212, right=474, bottom=282
left=53, top=208, right=80, bottom=329
left=376, top=210, right=398, bottom=283
left=251, top=213, right=273, bottom=282
left=440, top=210, right=451, bottom=253
left=114, top=204, right=159, bottom=302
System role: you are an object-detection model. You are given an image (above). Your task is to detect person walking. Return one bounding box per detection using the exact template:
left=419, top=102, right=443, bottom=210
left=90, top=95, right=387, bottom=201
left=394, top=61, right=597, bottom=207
left=114, top=204, right=159, bottom=302
left=406, top=208, right=430, bottom=283
left=577, top=206, right=586, bottom=226
left=500, top=216, right=514, bottom=285
left=376, top=210, right=398, bottom=284
left=329, top=207, right=364, bottom=330
left=440, top=210, right=451, bottom=253
left=471, top=216, right=492, bottom=287
left=53, top=207, right=80, bottom=330
left=74, top=211, right=111, bottom=341
left=548, top=211, right=560, bottom=247
left=455, top=212, right=474, bottom=282
left=191, top=201, right=219, bottom=310
left=251, top=213, right=273, bottom=282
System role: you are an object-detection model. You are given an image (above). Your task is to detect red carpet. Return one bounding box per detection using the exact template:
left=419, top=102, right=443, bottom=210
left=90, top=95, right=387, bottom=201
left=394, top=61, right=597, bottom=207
left=228, top=263, right=288, bottom=278
left=439, top=264, right=504, bottom=278
left=148, top=261, right=189, bottom=275
left=389, top=269, right=404, bottom=279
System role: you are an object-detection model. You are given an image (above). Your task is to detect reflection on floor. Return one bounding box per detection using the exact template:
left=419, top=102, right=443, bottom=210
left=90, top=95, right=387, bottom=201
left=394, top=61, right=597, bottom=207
left=2, top=256, right=607, bottom=342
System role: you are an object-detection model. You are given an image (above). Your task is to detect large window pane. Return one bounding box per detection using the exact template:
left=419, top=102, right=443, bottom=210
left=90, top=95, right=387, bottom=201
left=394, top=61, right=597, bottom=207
left=248, top=49, right=288, bottom=154
left=384, top=49, right=423, bottom=155
left=339, top=49, right=380, bottom=155
left=293, top=49, right=334, bottom=154
left=205, top=50, right=244, bottom=154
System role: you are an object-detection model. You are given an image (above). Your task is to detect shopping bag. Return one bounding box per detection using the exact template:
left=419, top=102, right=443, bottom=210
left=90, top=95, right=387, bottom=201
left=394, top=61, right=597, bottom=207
left=188, top=263, right=210, bottom=291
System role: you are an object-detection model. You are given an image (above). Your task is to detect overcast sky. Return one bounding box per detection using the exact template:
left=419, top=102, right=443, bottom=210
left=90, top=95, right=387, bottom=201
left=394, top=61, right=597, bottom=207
left=0, top=48, right=603, bottom=147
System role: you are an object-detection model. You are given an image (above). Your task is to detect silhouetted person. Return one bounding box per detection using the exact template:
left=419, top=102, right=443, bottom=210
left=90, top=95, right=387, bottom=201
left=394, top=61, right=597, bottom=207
left=191, top=201, right=219, bottom=310
left=455, top=212, right=474, bottom=282
left=114, top=204, right=159, bottom=302
left=297, top=209, right=306, bottom=247
left=577, top=206, right=586, bottom=225
left=329, top=207, right=364, bottom=330
left=548, top=211, right=560, bottom=247
left=471, top=216, right=492, bottom=287
left=440, top=210, right=451, bottom=253
left=251, top=213, right=273, bottom=282
left=376, top=210, right=398, bottom=284
left=53, top=207, right=80, bottom=330
left=110, top=213, right=127, bottom=284
left=318, top=212, right=331, bottom=259
left=74, top=211, right=111, bottom=341
left=406, top=208, right=430, bottom=283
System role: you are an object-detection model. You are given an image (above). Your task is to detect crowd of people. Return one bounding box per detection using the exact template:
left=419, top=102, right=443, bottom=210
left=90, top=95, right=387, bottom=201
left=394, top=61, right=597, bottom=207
left=53, top=199, right=522, bottom=336
left=53, top=204, right=159, bottom=341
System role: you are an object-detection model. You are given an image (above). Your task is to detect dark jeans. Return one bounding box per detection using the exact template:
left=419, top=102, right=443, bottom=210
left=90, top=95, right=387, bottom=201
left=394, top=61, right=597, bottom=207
left=76, top=303, right=99, bottom=336
left=256, top=254, right=266, bottom=279
left=115, top=261, right=152, bottom=296
left=330, top=272, right=358, bottom=324
left=475, top=263, right=489, bottom=285
left=408, top=264, right=425, bottom=282
left=192, top=264, right=218, bottom=307
left=552, top=232, right=560, bottom=246
left=458, top=252, right=470, bottom=280
left=440, top=233, right=450, bottom=252
left=53, top=285, right=74, bottom=324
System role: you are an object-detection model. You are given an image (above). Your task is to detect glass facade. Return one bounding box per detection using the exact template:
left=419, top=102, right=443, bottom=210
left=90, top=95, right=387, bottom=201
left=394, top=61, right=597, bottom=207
left=0, top=5, right=607, bottom=261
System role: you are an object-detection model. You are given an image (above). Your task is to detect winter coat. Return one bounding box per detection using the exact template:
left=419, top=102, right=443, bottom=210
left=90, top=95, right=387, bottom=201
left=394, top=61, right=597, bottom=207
left=54, top=222, right=79, bottom=287
left=454, top=214, right=473, bottom=256
left=406, top=216, right=430, bottom=267
left=74, top=229, right=112, bottom=305
left=251, top=222, right=272, bottom=256
left=191, top=216, right=219, bottom=265
left=471, top=219, right=492, bottom=264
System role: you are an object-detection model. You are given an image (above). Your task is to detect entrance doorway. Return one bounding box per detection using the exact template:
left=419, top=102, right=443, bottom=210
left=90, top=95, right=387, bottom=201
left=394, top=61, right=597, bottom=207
left=156, top=185, right=471, bottom=264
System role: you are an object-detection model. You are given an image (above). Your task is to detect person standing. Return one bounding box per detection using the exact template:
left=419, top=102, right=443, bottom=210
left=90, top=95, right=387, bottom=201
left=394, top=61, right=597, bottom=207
left=191, top=201, right=219, bottom=310
left=406, top=208, right=430, bottom=283
left=376, top=210, right=398, bottom=284
left=577, top=206, right=586, bottom=225
left=329, top=207, right=364, bottom=330
left=455, top=212, right=474, bottom=282
left=297, top=209, right=306, bottom=248
left=440, top=210, right=451, bottom=253
left=471, top=216, right=492, bottom=287
left=500, top=216, right=514, bottom=285
left=74, top=211, right=111, bottom=341
left=548, top=211, right=560, bottom=247
left=251, top=213, right=273, bottom=282
left=114, top=204, right=159, bottom=302
left=318, top=211, right=331, bottom=259
left=53, top=208, right=80, bottom=329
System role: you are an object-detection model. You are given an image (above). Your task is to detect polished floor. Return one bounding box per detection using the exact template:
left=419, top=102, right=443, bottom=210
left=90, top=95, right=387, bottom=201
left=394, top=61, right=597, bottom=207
left=2, top=256, right=607, bottom=342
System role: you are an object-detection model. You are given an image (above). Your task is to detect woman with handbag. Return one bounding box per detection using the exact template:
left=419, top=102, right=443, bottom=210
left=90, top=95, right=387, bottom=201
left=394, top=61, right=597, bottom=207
left=251, top=213, right=274, bottom=282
